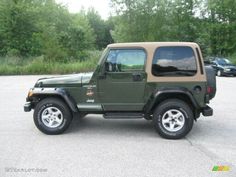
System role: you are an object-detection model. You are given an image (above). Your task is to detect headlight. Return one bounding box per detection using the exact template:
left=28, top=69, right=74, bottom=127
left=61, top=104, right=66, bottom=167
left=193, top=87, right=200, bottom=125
left=224, top=68, right=231, bottom=72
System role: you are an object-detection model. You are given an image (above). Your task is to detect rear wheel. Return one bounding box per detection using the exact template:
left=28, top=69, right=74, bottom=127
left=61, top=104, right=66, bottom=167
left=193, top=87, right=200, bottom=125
left=153, top=99, right=194, bottom=139
left=33, top=98, right=72, bottom=135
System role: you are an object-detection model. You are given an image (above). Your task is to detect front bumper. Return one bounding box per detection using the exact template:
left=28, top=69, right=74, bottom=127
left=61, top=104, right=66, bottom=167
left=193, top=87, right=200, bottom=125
left=24, top=102, right=32, bottom=112
left=202, top=106, right=213, bottom=116
left=222, top=70, right=236, bottom=76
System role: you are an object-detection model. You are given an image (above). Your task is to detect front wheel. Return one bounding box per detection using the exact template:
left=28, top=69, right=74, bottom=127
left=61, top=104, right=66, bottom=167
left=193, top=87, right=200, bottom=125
left=33, top=98, right=72, bottom=135
left=153, top=99, right=194, bottom=139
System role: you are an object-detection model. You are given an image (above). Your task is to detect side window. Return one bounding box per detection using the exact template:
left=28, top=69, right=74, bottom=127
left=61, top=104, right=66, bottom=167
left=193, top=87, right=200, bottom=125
left=152, top=46, right=197, bottom=77
left=105, top=49, right=146, bottom=72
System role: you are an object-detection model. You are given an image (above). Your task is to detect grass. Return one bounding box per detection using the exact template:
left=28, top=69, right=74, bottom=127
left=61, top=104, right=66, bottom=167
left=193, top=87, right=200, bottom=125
left=0, top=51, right=101, bottom=75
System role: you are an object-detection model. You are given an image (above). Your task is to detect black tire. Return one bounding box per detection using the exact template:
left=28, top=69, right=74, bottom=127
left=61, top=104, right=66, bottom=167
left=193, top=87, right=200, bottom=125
left=153, top=99, right=194, bottom=139
left=33, top=98, right=72, bottom=135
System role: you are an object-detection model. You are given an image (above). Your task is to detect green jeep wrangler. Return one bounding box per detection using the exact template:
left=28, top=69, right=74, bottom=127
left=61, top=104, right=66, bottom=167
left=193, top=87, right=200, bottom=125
left=24, top=42, right=216, bottom=139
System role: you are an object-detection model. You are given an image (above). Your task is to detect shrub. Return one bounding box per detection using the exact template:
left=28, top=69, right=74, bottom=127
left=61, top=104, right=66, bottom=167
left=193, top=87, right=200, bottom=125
left=0, top=50, right=101, bottom=75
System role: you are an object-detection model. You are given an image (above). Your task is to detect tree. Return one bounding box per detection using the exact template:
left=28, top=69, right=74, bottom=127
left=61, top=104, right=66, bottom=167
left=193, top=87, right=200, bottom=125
left=0, top=0, right=38, bottom=56
left=110, top=0, right=236, bottom=57
left=207, top=0, right=236, bottom=56
left=86, top=8, right=113, bottom=49
left=0, top=0, right=96, bottom=61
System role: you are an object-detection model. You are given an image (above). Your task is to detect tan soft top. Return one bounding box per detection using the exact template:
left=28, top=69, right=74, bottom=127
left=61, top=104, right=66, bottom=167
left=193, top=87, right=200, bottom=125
left=108, top=42, right=206, bottom=82
left=108, top=42, right=199, bottom=49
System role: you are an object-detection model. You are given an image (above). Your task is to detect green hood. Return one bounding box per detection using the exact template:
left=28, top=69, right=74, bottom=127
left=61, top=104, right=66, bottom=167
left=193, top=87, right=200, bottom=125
left=35, top=72, right=93, bottom=87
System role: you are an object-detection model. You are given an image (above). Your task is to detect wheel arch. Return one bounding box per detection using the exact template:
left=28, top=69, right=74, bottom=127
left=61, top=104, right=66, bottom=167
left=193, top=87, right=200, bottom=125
left=144, top=88, right=200, bottom=119
left=27, top=88, right=78, bottom=113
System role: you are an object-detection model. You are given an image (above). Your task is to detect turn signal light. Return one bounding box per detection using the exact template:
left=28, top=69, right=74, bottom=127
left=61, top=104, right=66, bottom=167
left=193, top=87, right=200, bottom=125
left=28, top=90, right=34, bottom=97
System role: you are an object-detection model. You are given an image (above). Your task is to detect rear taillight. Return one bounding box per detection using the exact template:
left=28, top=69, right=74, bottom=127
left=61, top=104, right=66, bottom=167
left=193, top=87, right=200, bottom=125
left=207, top=86, right=214, bottom=94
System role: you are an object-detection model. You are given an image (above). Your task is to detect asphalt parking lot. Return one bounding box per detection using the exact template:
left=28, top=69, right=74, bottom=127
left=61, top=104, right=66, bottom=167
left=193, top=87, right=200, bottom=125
left=0, top=76, right=236, bottom=177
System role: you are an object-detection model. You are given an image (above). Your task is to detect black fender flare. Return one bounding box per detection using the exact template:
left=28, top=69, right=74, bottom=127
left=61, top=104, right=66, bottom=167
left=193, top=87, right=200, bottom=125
left=27, top=88, right=78, bottom=112
left=144, top=87, right=200, bottom=114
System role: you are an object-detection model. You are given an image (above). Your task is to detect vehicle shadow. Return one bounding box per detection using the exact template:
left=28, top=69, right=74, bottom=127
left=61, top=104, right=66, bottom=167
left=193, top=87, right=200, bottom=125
left=66, top=114, right=158, bottom=138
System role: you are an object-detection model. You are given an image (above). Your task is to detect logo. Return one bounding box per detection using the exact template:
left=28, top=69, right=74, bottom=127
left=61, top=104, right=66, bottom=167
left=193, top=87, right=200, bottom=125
left=212, top=166, right=230, bottom=171
left=86, top=89, right=94, bottom=96
left=86, top=99, right=95, bottom=103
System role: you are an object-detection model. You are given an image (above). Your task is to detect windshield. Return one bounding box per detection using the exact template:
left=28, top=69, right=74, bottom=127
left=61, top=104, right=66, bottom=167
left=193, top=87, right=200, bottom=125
left=217, top=58, right=232, bottom=65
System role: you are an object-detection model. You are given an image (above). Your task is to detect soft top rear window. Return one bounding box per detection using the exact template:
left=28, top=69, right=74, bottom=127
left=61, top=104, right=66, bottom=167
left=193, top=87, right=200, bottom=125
left=152, top=46, right=197, bottom=77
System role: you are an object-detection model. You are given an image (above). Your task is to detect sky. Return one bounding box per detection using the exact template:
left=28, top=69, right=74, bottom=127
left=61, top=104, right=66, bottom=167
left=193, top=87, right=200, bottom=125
left=56, top=0, right=111, bottom=19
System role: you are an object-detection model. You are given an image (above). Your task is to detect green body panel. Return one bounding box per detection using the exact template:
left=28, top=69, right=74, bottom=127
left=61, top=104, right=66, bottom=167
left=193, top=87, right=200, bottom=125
left=35, top=72, right=207, bottom=112
left=145, top=82, right=207, bottom=108
left=36, top=72, right=93, bottom=87
left=97, top=72, right=147, bottom=111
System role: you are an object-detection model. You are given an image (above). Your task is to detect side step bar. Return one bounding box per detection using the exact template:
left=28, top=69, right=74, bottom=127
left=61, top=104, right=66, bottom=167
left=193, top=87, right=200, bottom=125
left=103, top=112, right=143, bottom=119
